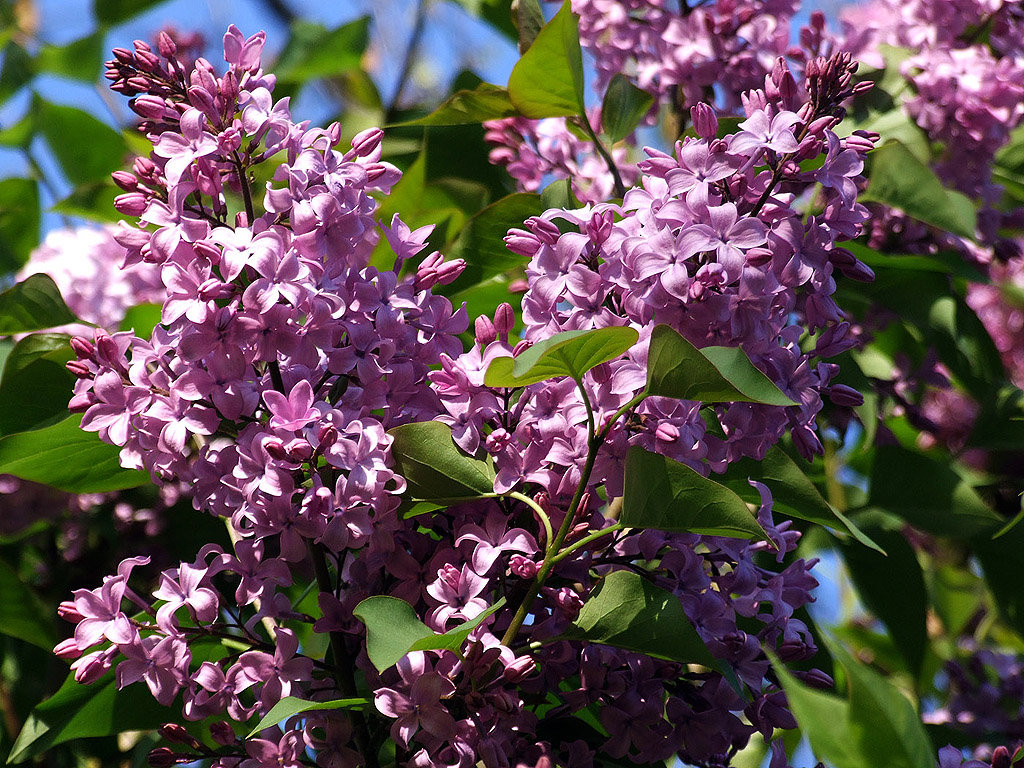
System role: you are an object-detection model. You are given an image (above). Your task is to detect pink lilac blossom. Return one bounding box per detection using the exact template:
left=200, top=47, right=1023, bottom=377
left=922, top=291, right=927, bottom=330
left=54, top=24, right=874, bottom=768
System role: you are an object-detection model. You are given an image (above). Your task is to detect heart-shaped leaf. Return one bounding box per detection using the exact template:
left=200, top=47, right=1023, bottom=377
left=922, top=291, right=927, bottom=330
left=507, top=0, right=584, bottom=118
left=388, top=422, right=496, bottom=500
left=646, top=325, right=797, bottom=406
left=484, top=326, right=639, bottom=387
left=248, top=696, right=369, bottom=737
left=621, top=446, right=769, bottom=540
left=0, top=274, right=77, bottom=335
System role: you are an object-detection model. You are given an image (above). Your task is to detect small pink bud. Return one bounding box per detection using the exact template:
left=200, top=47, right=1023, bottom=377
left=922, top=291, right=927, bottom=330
left=502, top=655, right=537, bottom=683
left=475, top=315, right=497, bottom=347
left=494, top=303, right=514, bottom=339
left=827, top=385, right=864, bottom=408
left=68, top=392, right=95, bottom=412
left=351, top=127, right=384, bottom=158
left=156, top=32, right=177, bottom=58
left=509, top=554, right=538, bottom=579
left=285, top=439, right=313, bottom=461
left=114, top=192, right=148, bottom=216
left=111, top=171, right=138, bottom=191
left=53, top=638, right=82, bottom=659
left=992, top=747, right=1011, bottom=768
left=434, top=258, right=465, bottom=285
left=70, top=336, right=95, bottom=359
left=690, top=103, right=718, bottom=139
left=147, top=748, right=180, bottom=768
left=209, top=721, right=237, bottom=746
left=66, top=361, right=92, bottom=379
left=745, top=247, right=773, bottom=267
left=317, top=424, right=338, bottom=449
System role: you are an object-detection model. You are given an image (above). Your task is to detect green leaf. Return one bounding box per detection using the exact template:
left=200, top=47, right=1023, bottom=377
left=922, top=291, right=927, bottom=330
left=621, top=446, right=769, bottom=540
left=0, top=274, right=77, bottom=335
left=484, top=327, right=639, bottom=387
left=771, top=638, right=934, bottom=768
left=0, top=177, right=39, bottom=272
left=868, top=445, right=1000, bottom=539
left=275, top=18, right=370, bottom=83
left=646, top=325, right=797, bottom=406
left=8, top=670, right=175, bottom=763
left=861, top=140, right=977, bottom=240
left=35, top=32, right=105, bottom=82
left=397, top=83, right=519, bottom=126
left=513, top=0, right=545, bottom=52
left=354, top=596, right=506, bottom=672
left=507, top=0, right=584, bottom=118
left=35, top=98, right=128, bottom=185
left=0, top=415, right=149, bottom=493
left=839, top=527, right=927, bottom=677
left=0, top=333, right=75, bottom=436
left=93, top=0, right=167, bottom=23
left=540, top=178, right=580, bottom=210
left=718, top=446, right=883, bottom=552
left=119, top=303, right=163, bottom=339
left=601, top=74, right=653, bottom=143
left=975, top=523, right=1024, bottom=638
left=247, top=696, right=369, bottom=738
left=387, top=421, right=495, bottom=500
left=50, top=181, right=123, bottom=223
left=0, top=558, right=54, bottom=650
left=569, top=570, right=713, bottom=665
left=439, top=192, right=545, bottom=296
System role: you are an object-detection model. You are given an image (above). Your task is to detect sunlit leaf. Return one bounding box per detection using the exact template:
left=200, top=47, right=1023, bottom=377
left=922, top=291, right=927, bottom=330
left=388, top=422, right=495, bottom=500
left=484, top=327, right=639, bottom=387
left=507, top=0, right=584, bottom=118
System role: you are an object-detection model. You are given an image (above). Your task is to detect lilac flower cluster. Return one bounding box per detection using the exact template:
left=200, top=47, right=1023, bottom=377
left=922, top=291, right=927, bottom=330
left=53, top=24, right=877, bottom=768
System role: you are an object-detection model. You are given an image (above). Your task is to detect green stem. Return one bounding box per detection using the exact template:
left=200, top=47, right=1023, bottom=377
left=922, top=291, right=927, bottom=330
left=580, top=118, right=627, bottom=198
left=308, top=542, right=378, bottom=768
left=507, top=491, right=553, bottom=547
left=575, top=376, right=596, bottom=445
left=550, top=522, right=623, bottom=565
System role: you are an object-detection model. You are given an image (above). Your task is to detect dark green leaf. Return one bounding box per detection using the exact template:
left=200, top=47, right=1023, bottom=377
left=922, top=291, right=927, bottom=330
left=397, top=83, right=518, bottom=126
left=275, top=18, right=370, bottom=83
left=354, top=596, right=505, bottom=672
left=839, top=527, right=927, bottom=677
left=35, top=32, right=104, bottom=82
left=507, top=0, right=584, bottom=118
left=601, top=74, right=653, bottom=143
left=0, top=274, right=77, bottom=335
left=569, top=570, right=713, bottom=664
left=0, top=415, right=149, bottom=493
left=248, top=696, right=368, bottom=737
left=0, top=558, right=54, bottom=650
left=439, top=192, right=545, bottom=295
left=8, top=670, right=175, bottom=763
left=976, top=523, right=1024, bottom=637
left=861, top=140, right=976, bottom=240
left=540, top=178, right=580, bottom=210
left=35, top=98, right=128, bottom=185
left=646, top=325, right=797, bottom=406
left=513, top=0, right=545, bottom=52
left=868, top=445, right=1000, bottom=538
left=387, top=421, right=495, bottom=500
left=0, top=333, right=75, bottom=435
left=927, top=564, right=985, bottom=637
left=0, top=42, right=33, bottom=106
left=0, top=178, right=39, bottom=272
left=93, top=0, right=167, bottom=23
left=718, top=446, right=882, bottom=552
left=622, top=446, right=769, bottom=540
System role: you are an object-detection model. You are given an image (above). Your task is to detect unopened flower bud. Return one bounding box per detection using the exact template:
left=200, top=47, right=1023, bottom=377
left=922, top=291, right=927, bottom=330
left=111, top=171, right=139, bottom=191
left=158, top=724, right=199, bottom=748
left=351, top=127, right=384, bottom=159
left=285, top=439, right=313, bottom=461
left=745, top=247, right=773, bottom=267
left=494, top=303, right=514, bottom=339
left=209, top=720, right=236, bottom=745
left=502, top=655, right=537, bottom=683
left=434, top=258, right=465, bottom=285
left=475, top=315, right=497, bottom=347
left=690, top=102, right=718, bottom=139
left=826, top=384, right=864, bottom=408
left=509, top=554, right=538, bottom=579
left=147, top=748, right=181, bottom=768
left=317, top=424, right=338, bottom=449
left=512, top=339, right=532, bottom=357
left=838, top=259, right=875, bottom=283
left=69, top=336, right=95, bottom=359
left=156, top=31, right=177, bottom=58
left=53, top=638, right=82, bottom=659
left=115, top=192, right=148, bottom=216
left=66, top=361, right=92, bottom=379
left=68, top=392, right=95, bottom=412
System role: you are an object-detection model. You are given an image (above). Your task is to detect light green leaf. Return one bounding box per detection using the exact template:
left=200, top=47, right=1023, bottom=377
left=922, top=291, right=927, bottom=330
left=35, top=32, right=105, bottom=82
left=861, top=140, right=976, bottom=240
left=621, top=446, right=769, bottom=540
left=484, top=327, right=639, bottom=387
left=601, top=74, right=653, bottom=143
left=569, top=570, right=713, bottom=664
left=51, top=181, right=123, bottom=223
left=0, top=333, right=75, bottom=436
left=397, top=83, right=519, bottom=126
left=275, top=17, right=370, bottom=83
left=646, top=325, right=797, bottom=406
left=247, top=696, right=369, bottom=738
left=507, top=0, right=584, bottom=118
left=0, top=558, right=54, bottom=650
left=354, top=596, right=505, bottom=672
left=388, top=421, right=496, bottom=500
left=0, top=274, right=77, bottom=335
left=0, top=415, right=149, bottom=493
left=119, top=303, right=163, bottom=339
